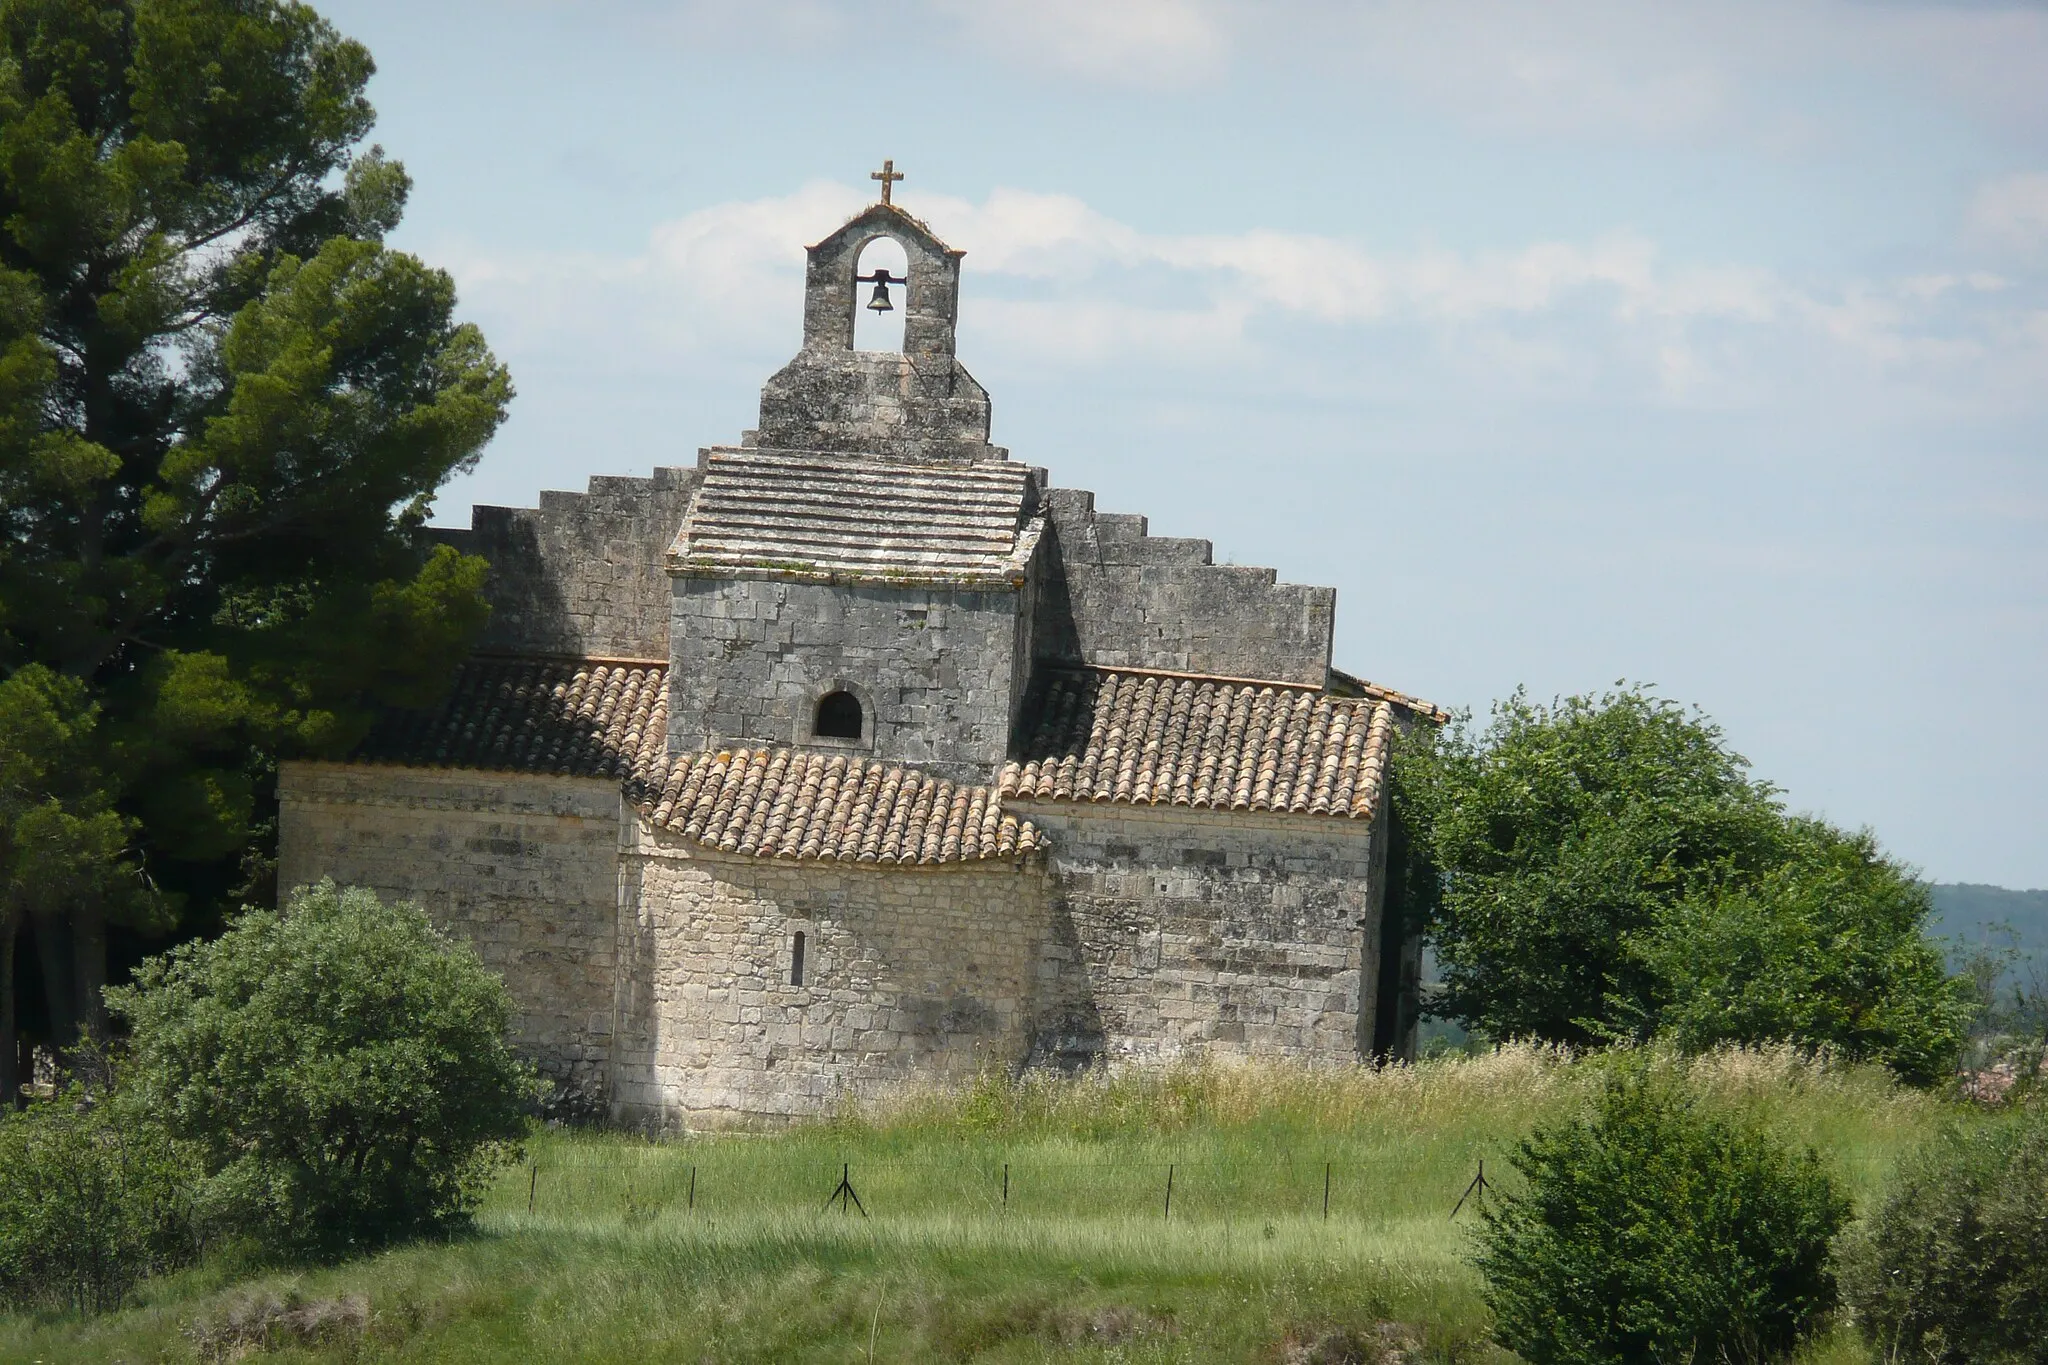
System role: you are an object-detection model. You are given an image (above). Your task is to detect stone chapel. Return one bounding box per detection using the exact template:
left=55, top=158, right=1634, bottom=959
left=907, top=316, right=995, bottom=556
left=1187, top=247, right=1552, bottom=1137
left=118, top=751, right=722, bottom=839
left=276, top=188, right=1443, bottom=1128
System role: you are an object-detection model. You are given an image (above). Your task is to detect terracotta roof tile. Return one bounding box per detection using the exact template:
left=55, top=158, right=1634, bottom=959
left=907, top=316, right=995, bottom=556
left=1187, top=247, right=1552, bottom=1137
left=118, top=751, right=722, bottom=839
left=1325, top=667, right=1450, bottom=724
left=642, top=748, right=1041, bottom=865
left=355, top=655, right=670, bottom=784
left=355, top=655, right=1038, bottom=866
left=1001, top=666, right=1394, bottom=822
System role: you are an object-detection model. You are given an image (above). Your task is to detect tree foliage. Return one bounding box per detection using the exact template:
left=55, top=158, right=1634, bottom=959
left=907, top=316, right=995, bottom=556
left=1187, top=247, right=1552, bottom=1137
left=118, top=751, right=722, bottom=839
left=0, top=1076, right=196, bottom=1314
left=109, top=880, right=540, bottom=1255
left=1394, top=687, right=1970, bottom=1081
left=0, top=662, right=157, bottom=1101
left=1475, top=1068, right=1848, bottom=1365
left=0, top=0, right=509, bottom=1055
left=1842, top=1108, right=2048, bottom=1364
left=1639, top=821, right=1972, bottom=1087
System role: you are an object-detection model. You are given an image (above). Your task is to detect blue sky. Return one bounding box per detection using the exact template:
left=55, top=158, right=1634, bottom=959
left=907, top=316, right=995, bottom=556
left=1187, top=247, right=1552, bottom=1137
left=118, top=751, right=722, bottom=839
left=320, top=0, right=2048, bottom=887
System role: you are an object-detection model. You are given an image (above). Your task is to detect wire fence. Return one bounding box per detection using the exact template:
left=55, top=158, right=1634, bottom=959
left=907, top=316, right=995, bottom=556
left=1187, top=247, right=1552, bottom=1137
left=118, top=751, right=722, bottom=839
left=508, top=1153, right=1500, bottom=1224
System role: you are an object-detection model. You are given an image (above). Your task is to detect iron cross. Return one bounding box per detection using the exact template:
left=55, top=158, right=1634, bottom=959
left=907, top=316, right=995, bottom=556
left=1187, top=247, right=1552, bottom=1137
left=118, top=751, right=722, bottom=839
left=870, top=159, right=904, bottom=206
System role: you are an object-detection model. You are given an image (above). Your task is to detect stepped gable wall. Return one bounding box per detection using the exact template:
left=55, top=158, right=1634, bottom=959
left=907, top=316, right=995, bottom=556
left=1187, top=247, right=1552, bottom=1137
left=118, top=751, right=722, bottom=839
left=1018, top=801, right=1387, bottom=1069
left=611, top=827, right=1053, bottom=1127
left=434, top=466, right=700, bottom=661
left=276, top=763, right=624, bottom=1117
left=1034, top=487, right=1336, bottom=687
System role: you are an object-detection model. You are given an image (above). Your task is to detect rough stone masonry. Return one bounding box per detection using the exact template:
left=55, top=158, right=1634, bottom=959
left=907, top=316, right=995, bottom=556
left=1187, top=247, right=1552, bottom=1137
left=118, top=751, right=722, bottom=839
left=275, top=192, right=1443, bottom=1127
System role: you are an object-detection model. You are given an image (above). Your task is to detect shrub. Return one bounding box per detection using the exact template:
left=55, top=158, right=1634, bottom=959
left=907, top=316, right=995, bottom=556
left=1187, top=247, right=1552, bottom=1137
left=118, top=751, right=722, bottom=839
left=1637, top=822, right=1972, bottom=1086
left=1843, top=1110, right=2048, bottom=1362
left=1474, top=1069, right=1848, bottom=1365
left=0, top=1085, right=195, bottom=1314
left=1396, top=689, right=1969, bottom=1081
left=109, top=880, right=543, bottom=1256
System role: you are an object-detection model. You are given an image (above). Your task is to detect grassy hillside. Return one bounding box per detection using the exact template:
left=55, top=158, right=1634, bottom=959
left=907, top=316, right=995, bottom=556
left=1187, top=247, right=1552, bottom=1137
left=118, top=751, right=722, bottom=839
left=0, top=1048, right=1966, bottom=1363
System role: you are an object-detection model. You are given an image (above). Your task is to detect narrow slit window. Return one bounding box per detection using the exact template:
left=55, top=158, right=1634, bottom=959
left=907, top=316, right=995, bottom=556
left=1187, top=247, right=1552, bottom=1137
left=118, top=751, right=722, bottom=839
left=790, top=931, right=806, bottom=987
left=814, top=690, right=862, bottom=739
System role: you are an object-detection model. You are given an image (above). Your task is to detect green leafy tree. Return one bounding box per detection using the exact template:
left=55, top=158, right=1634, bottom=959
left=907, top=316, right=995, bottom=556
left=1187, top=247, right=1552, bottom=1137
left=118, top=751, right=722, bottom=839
left=1395, top=687, right=1969, bottom=1079
left=1843, top=1109, right=2048, bottom=1363
left=1395, top=687, right=1786, bottom=1045
left=0, top=663, right=158, bottom=1105
left=109, top=880, right=541, bottom=1255
left=0, top=0, right=509, bottom=1049
left=1639, top=821, right=1972, bottom=1087
left=1475, top=1068, right=1848, bottom=1365
left=0, top=1075, right=196, bottom=1314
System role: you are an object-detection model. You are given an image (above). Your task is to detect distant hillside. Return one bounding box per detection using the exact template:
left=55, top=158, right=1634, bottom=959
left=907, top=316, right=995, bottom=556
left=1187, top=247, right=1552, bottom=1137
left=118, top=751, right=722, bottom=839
left=1928, top=883, right=2048, bottom=962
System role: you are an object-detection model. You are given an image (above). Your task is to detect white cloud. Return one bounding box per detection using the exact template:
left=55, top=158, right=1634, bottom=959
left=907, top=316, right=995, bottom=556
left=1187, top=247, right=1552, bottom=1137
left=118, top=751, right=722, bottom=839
left=1297, top=0, right=1737, bottom=138
left=1345, top=0, right=2048, bottom=141
left=440, top=183, right=2047, bottom=417
left=1859, top=3, right=2048, bottom=138
left=438, top=180, right=864, bottom=358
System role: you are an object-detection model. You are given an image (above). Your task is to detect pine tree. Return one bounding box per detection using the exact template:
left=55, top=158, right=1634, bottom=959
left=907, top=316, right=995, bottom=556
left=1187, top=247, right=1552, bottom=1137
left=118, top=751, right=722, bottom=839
left=0, top=0, right=511, bottom=1073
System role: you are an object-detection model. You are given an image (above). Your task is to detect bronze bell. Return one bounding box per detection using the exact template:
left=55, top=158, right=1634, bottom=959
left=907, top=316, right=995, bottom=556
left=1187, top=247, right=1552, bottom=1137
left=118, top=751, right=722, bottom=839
left=865, top=278, right=894, bottom=313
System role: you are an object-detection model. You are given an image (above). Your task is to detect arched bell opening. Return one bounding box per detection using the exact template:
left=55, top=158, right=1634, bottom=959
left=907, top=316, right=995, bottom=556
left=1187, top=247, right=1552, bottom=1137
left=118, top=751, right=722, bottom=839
left=851, top=236, right=909, bottom=354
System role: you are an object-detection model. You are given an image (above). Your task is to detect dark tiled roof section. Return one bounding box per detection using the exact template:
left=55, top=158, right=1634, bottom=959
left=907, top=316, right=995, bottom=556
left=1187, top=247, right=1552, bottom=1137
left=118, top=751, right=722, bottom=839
left=356, top=658, right=1036, bottom=866
left=1001, top=667, right=1395, bottom=821
left=1326, top=667, right=1450, bottom=724
left=640, top=748, right=1042, bottom=864
left=667, top=449, right=1042, bottom=588
left=356, top=656, right=669, bottom=783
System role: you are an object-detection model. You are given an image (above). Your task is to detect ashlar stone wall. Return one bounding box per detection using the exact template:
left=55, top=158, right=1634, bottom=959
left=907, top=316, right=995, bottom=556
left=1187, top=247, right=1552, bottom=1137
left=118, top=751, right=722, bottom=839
left=612, top=824, right=1052, bottom=1127
left=1036, top=487, right=1336, bottom=687
left=434, top=467, right=701, bottom=661
left=275, top=772, right=1391, bottom=1129
left=1020, top=801, right=1387, bottom=1067
left=667, top=576, right=1032, bottom=785
left=276, top=763, right=624, bottom=1112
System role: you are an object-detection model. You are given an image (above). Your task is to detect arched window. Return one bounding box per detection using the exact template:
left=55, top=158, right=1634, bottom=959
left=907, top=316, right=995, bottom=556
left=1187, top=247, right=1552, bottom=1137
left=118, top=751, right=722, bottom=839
left=814, top=690, right=863, bottom=739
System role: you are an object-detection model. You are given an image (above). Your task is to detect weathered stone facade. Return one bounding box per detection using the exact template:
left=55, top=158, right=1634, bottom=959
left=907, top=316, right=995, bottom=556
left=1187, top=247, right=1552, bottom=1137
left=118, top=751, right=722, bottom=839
left=434, top=467, right=699, bottom=663
left=667, top=578, right=1033, bottom=784
left=755, top=203, right=999, bottom=464
left=276, top=764, right=624, bottom=1114
left=612, top=833, right=1050, bottom=1126
left=1034, top=488, right=1336, bottom=687
left=277, top=195, right=1437, bottom=1127
left=1021, top=803, right=1386, bottom=1070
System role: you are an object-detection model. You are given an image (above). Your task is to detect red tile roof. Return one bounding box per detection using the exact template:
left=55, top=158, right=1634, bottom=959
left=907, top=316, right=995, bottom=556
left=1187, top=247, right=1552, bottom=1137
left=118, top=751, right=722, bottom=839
left=1325, top=667, right=1450, bottom=724
left=1001, top=666, right=1394, bottom=821
left=641, top=748, right=1041, bottom=864
left=355, top=655, right=669, bottom=782
left=353, top=656, right=1039, bottom=865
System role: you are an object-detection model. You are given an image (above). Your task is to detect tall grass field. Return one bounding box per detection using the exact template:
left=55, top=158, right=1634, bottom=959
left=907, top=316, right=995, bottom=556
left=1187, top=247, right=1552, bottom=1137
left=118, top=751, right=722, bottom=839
left=0, top=1048, right=1970, bottom=1363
